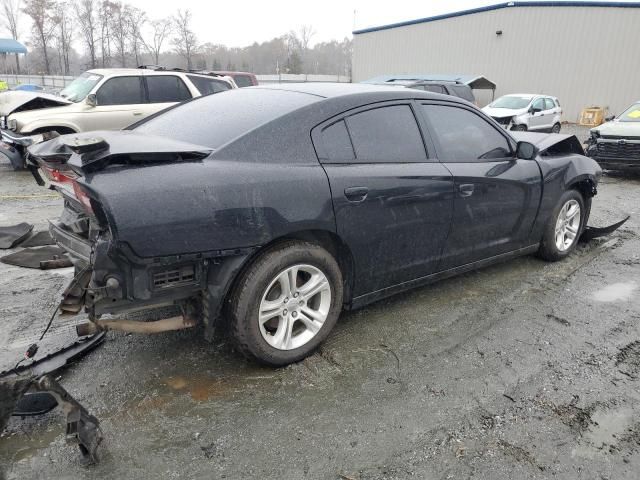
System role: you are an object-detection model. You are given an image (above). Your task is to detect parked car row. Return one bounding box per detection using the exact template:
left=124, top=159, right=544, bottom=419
left=0, top=67, right=254, bottom=170
left=26, top=82, right=602, bottom=366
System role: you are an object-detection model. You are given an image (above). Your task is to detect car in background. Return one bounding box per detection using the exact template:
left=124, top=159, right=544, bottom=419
left=30, top=83, right=601, bottom=367
left=12, top=84, right=44, bottom=92
left=586, top=101, right=640, bottom=171
left=209, top=71, right=258, bottom=87
left=0, top=68, right=236, bottom=169
left=483, top=94, right=562, bottom=132
left=370, top=79, right=476, bottom=104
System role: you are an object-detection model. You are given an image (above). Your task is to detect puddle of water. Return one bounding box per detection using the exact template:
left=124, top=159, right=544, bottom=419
left=163, top=375, right=241, bottom=402
left=0, top=425, right=61, bottom=463
left=572, top=407, right=634, bottom=458
left=593, top=282, right=637, bottom=302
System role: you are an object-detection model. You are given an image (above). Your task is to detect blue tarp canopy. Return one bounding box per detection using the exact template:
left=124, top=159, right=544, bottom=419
left=0, top=38, right=27, bottom=54
left=362, top=74, right=496, bottom=90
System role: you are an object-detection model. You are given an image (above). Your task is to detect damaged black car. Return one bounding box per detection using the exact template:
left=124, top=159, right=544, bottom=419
left=28, top=83, right=603, bottom=367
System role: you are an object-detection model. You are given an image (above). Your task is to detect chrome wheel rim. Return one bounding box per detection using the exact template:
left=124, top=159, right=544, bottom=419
left=555, top=199, right=581, bottom=251
left=258, top=264, right=331, bottom=350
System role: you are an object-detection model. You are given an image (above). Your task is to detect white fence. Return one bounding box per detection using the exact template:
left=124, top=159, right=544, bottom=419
left=0, top=73, right=351, bottom=90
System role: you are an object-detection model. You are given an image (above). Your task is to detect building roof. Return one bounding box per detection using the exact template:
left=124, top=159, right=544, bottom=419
left=353, top=1, right=640, bottom=34
left=362, top=74, right=497, bottom=90
left=0, top=38, right=27, bottom=54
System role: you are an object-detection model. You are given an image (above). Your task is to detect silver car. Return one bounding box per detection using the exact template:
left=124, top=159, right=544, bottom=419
left=482, top=94, right=563, bottom=132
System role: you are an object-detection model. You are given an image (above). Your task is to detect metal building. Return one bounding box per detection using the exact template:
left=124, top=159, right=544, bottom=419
left=352, top=1, right=640, bottom=122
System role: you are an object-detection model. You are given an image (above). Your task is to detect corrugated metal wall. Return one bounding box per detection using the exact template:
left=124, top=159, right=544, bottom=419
left=353, top=6, right=640, bottom=122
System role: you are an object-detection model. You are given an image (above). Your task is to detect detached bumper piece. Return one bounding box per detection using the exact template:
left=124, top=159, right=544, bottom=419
left=580, top=216, right=630, bottom=242
left=0, top=375, right=103, bottom=465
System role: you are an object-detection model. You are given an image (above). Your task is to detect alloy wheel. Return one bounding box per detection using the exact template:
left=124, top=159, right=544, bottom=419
left=554, top=199, right=581, bottom=251
left=258, top=264, right=332, bottom=350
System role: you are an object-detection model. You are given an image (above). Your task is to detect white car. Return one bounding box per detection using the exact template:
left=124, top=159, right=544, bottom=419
left=0, top=68, right=236, bottom=169
left=482, top=94, right=562, bottom=133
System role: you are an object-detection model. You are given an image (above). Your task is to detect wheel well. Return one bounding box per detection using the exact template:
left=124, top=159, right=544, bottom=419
left=222, top=230, right=356, bottom=313
left=569, top=178, right=597, bottom=199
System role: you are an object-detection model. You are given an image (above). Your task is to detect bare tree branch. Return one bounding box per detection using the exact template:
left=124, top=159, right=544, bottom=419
left=171, top=9, right=197, bottom=70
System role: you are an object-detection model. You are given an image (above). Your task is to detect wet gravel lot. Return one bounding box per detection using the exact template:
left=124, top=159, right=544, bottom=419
left=1, top=129, right=640, bottom=479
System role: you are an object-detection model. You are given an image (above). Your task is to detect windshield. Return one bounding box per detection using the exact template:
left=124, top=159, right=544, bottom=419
left=490, top=96, right=532, bottom=109
left=59, top=72, right=103, bottom=102
left=618, top=103, right=640, bottom=122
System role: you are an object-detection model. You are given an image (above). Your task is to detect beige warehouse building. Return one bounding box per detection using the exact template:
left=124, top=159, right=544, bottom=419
left=352, top=1, right=640, bottom=122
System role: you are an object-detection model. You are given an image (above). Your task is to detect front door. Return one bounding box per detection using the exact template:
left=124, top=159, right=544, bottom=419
left=80, top=76, right=148, bottom=131
left=313, top=103, right=455, bottom=296
left=528, top=97, right=548, bottom=130
left=420, top=102, right=542, bottom=270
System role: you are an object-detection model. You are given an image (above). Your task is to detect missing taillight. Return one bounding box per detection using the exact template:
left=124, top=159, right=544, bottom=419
left=72, top=181, right=94, bottom=214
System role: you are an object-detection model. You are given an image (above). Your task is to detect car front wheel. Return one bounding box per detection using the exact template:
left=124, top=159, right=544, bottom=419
left=228, top=241, right=343, bottom=366
left=552, top=123, right=561, bottom=133
left=538, top=190, right=585, bottom=261
left=513, top=124, right=527, bottom=131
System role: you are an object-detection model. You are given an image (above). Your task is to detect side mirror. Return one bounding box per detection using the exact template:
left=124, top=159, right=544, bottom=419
left=604, top=115, right=615, bottom=122
left=516, top=141, right=538, bottom=160
left=86, top=93, right=97, bottom=107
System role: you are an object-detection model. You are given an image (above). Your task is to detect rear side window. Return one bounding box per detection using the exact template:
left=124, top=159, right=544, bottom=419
left=96, top=77, right=144, bottom=106
left=187, top=75, right=232, bottom=95
left=146, top=76, right=192, bottom=103
left=449, top=85, right=475, bottom=102
left=233, top=75, right=254, bottom=88
left=320, top=120, right=354, bottom=161
left=345, top=105, right=426, bottom=162
left=135, top=88, right=320, bottom=149
left=423, top=104, right=511, bottom=161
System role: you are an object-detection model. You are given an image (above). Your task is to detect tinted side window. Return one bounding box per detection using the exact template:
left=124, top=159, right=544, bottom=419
left=422, top=104, right=512, bottom=161
left=449, top=85, right=475, bottom=102
left=345, top=105, right=426, bottom=162
left=187, top=75, right=231, bottom=95
left=233, top=75, right=253, bottom=87
left=544, top=98, right=556, bottom=110
left=96, top=77, right=144, bottom=106
left=146, top=76, right=192, bottom=103
left=320, top=120, right=354, bottom=161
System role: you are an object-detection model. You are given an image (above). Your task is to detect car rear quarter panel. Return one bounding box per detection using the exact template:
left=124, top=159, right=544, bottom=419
left=82, top=159, right=335, bottom=258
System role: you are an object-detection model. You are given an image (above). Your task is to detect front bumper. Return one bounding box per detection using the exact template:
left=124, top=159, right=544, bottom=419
left=586, top=142, right=640, bottom=171
left=0, top=129, right=27, bottom=169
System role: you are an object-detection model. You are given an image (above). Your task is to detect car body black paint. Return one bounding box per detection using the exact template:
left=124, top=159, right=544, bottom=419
left=35, top=84, right=601, bottom=322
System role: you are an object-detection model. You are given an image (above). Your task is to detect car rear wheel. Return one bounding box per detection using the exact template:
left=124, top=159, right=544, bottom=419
left=551, top=123, right=561, bottom=133
left=228, top=241, right=343, bottom=366
left=538, top=190, right=585, bottom=261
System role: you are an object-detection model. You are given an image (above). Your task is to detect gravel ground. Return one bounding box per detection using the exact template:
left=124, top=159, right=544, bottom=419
left=2, top=131, right=640, bottom=479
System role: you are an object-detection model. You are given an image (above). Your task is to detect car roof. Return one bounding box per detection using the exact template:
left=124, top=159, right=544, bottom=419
left=249, top=82, right=448, bottom=100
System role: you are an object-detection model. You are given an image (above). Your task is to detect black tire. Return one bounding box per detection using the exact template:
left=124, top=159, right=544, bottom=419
left=513, top=124, right=527, bottom=131
left=538, top=190, right=585, bottom=262
left=228, top=240, right=343, bottom=366
left=551, top=123, right=561, bottom=133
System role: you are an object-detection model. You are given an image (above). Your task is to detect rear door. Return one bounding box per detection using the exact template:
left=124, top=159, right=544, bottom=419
left=313, top=102, right=454, bottom=296
left=80, top=76, right=148, bottom=131
left=142, top=75, right=193, bottom=117
left=420, top=102, right=542, bottom=269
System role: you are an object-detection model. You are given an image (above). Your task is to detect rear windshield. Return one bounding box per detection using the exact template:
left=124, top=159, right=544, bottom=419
left=449, top=85, right=475, bottom=102
left=233, top=75, right=254, bottom=87
left=135, top=88, right=320, bottom=148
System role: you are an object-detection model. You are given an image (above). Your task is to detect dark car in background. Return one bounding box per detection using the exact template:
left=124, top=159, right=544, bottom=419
left=370, top=78, right=476, bottom=104
left=29, top=84, right=601, bottom=367
left=210, top=71, right=259, bottom=87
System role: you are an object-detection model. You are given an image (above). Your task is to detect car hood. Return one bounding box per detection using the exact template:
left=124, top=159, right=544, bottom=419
left=482, top=106, right=528, bottom=118
left=592, top=120, right=640, bottom=138
left=0, top=91, right=72, bottom=116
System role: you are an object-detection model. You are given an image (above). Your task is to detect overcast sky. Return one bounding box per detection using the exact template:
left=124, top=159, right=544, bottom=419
left=122, top=0, right=637, bottom=48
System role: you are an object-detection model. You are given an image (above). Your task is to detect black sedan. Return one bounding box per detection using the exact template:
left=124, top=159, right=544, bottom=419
left=30, top=83, right=601, bottom=366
